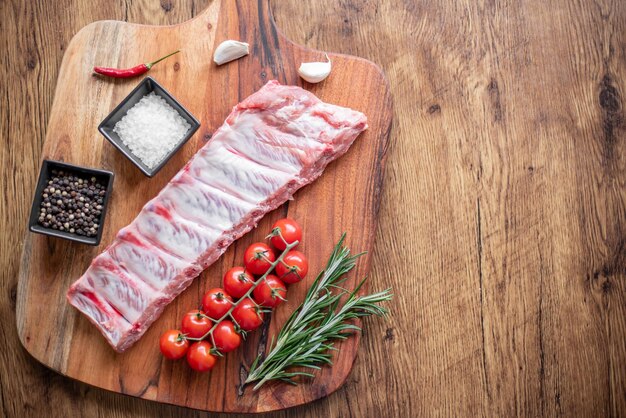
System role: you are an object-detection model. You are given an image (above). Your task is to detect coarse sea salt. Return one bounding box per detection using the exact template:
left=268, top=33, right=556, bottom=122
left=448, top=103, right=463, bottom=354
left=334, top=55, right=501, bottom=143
left=113, top=92, right=191, bottom=169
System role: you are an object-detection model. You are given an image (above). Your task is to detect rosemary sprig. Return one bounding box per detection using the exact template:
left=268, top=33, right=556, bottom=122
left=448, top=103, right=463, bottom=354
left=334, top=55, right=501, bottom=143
left=245, top=234, right=393, bottom=390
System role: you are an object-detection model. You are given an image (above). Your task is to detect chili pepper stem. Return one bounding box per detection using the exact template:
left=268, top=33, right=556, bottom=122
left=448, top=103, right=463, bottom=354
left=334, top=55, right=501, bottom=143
left=145, top=50, right=180, bottom=69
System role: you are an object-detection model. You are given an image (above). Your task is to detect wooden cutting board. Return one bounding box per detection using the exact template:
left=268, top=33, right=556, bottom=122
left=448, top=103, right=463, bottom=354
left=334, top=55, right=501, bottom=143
left=16, top=0, right=391, bottom=413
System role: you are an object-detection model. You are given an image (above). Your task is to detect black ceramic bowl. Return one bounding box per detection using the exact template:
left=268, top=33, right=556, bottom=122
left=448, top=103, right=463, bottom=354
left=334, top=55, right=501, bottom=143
left=98, top=76, right=200, bottom=177
left=28, top=160, right=114, bottom=246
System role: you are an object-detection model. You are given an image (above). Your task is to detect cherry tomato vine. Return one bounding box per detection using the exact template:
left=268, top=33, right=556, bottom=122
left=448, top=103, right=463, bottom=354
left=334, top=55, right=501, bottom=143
left=159, top=218, right=308, bottom=372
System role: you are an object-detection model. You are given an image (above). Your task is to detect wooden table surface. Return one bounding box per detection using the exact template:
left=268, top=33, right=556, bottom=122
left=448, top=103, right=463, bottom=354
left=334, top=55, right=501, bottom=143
left=1, top=0, right=624, bottom=417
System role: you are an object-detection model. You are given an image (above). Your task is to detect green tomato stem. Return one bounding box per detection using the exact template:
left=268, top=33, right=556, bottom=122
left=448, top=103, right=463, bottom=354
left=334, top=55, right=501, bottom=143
left=184, top=240, right=299, bottom=346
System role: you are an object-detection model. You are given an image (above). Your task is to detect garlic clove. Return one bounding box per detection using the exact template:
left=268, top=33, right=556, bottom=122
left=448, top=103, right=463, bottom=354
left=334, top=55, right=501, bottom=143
left=213, top=40, right=250, bottom=65
left=298, top=54, right=332, bottom=83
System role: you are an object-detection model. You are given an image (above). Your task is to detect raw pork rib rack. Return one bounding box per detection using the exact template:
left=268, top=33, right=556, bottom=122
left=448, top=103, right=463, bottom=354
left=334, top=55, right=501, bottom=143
left=67, top=80, right=368, bottom=352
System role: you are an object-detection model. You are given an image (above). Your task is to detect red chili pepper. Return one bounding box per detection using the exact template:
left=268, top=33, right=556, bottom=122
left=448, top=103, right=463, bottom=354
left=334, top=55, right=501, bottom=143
left=93, top=50, right=180, bottom=78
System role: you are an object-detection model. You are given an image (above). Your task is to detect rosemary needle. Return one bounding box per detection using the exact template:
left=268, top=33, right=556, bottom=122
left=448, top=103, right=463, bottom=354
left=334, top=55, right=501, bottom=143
left=245, top=234, right=393, bottom=390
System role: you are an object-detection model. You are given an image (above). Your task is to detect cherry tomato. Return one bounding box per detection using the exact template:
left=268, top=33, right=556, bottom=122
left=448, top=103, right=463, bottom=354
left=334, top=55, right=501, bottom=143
left=244, top=243, right=275, bottom=275
left=186, top=341, right=217, bottom=372
left=181, top=310, right=212, bottom=339
left=213, top=320, right=242, bottom=353
left=270, top=218, right=302, bottom=250
left=253, top=274, right=287, bottom=308
left=223, top=267, right=254, bottom=299
left=232, top=298, right=264, bottom=331
left=202, top=288, right=233, bottom=320
left=159, top=329, right=189, bottom=360
left=275, top=250, right=309, bottom=284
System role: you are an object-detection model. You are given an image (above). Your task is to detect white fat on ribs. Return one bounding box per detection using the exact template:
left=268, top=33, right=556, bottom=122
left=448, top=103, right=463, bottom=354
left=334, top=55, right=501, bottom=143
left=67, top=80, right=368, bottom=352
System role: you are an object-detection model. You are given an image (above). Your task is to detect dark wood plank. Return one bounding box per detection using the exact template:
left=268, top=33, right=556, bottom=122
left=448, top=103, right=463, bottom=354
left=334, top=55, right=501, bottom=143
left=2, top=0, right=625, bottom=417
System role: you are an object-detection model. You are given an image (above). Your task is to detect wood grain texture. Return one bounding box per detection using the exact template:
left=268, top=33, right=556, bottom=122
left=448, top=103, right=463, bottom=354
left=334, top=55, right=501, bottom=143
left=2, top=0, right=625, bottom=417
left=13, top=0, right=391, bottom=413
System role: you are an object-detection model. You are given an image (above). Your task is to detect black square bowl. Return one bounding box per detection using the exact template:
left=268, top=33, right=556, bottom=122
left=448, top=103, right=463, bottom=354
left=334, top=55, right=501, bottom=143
left=98, top=76, right=200, bottom=177
left=28, top=160, right=114, bottom=246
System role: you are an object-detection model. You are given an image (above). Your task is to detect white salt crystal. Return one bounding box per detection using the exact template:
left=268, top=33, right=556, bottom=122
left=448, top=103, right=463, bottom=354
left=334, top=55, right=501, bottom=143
left=113, top=92, right=191, bottom=169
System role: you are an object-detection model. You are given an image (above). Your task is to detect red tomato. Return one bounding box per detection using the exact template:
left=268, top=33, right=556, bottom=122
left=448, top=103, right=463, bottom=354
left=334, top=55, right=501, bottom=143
left=276, top=250, right=309, bottom=284
left=186, top=341, right=217, bottom=372
left=159, top=329, right=189, bottom=360
left=232, top=298, right=264, bottom=331
left=213, top=320, right=242, bottom=353
left=270, top=218, right=302, bottom=250
left=223, top=266, right=254, bottom=299
left=181, top=310, right=212, bottom=339
left=244, top=243, right=275, bottom=275
left=202, top=288, right=233, bottom=320
left=253, top=275, right=287, bottom=308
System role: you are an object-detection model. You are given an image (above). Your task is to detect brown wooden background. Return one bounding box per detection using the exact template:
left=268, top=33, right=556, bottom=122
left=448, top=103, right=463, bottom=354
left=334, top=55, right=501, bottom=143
left=1, top=0, right=625, bottom=417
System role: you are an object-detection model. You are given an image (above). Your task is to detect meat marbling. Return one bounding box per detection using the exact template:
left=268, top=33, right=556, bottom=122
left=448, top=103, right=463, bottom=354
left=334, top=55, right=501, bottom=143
left=67, top=80, right=368, bottom=352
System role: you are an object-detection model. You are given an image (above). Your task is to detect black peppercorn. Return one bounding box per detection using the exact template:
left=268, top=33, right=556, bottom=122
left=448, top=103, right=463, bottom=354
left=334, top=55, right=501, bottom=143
left=36, top=169, right=107, bottom=238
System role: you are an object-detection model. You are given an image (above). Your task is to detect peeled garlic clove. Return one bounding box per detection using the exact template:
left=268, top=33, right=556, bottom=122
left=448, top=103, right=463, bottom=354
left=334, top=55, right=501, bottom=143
left=298, top=54, right=331, bottom=83
left=213, top=40, right=250, bottom=65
